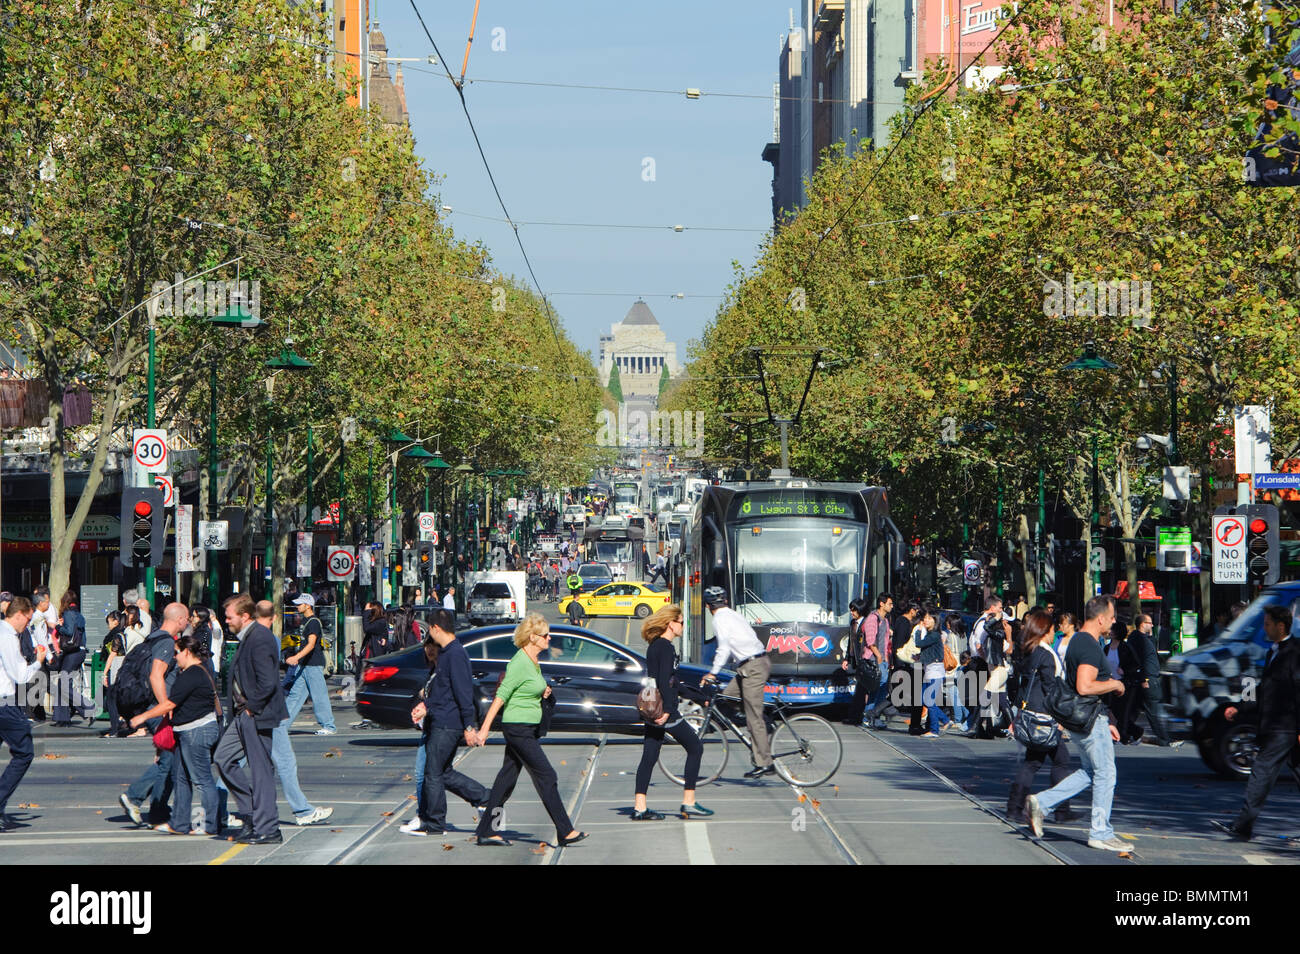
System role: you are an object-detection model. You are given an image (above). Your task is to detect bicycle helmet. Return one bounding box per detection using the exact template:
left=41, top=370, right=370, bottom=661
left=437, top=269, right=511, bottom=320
left=702, top=586, right=729, bottom=608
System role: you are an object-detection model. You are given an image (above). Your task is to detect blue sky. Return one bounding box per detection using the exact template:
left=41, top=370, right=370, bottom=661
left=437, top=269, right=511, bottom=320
left=377, top=0, right=796, bottom=366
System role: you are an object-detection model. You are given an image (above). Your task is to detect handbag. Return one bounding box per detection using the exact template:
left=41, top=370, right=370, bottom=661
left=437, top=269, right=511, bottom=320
left=152, top=717, right=177, bottom=751
left=539, top=691, right=556, bottom=739
left=897, top=635, right=920, bottom=664
left=636, top=680, right=665, bottom=723
left=1011, top=668, right=1061, bottom=750
left=1041, top=645, right=1103, bottom=733
left=942, top=642, right=959, bottom=673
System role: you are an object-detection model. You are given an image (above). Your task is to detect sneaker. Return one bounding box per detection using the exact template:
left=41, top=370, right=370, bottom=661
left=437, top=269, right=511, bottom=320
left=941, top=722, right=964, bottom=734
left=119, top=794, right=143, bottom=826
left=1025, top=794, right=1044, bottom=838
left=1088, top=836, right=1133, bottom=852
left=226, top=814, right=243, bottom=830
left=1210, top=819, right=1251, bottom=841
left=631, top=809, right=665, bottom=821
left=295, top=806, right=334, bottom=826
left=679, top=803, right=714, bottom=818
left=400, top=818, right=430, bottom=837
left=919, top=732, right=939, bottom=738
left=315, top=728, right=337, bottom=736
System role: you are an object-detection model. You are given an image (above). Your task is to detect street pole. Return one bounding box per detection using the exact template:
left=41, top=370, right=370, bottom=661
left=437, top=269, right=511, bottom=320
left=1167, top=372, right=1181, bottom=650
left=265, top=434, right=274, bottom=601
left=995, top=465, right=1004, bottom=598
left=337, top=433, right=346, bottom=658
left=1091, top=430, right=1101, bottom=598
left=390, top=453, right=399, bottom=605
left=208, top=365, right=219, bottom=601
left=145, top=317, right=157, bottom=602
left=304, top=424, right=313, bottom=594
left=1037, top=465, right=1046, bottom=597
left=366, top=445, right=374, bottom=604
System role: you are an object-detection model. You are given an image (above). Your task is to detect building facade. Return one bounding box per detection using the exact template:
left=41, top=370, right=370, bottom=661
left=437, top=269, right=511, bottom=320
left=598, top=301, right=680, bottom=395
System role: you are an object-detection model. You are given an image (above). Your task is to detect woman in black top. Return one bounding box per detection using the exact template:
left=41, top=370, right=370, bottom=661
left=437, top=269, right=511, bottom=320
left=633, top=604, right=711, bottom=821
left=360, top=602, right=390, bottom=673
left=840, top=598, right=879, bottom=726
left=100, top=611, right=127, bottom=737
left=130, top=634, right=223, bottom=835
left=190, top=606, right=215, bottom=656
left=1006, top=610, right=1073, bottom=823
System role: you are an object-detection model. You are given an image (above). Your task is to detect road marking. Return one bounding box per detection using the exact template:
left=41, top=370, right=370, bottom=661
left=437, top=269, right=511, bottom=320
left=208, top=844, right=248, bottom=865
left=1243, top=854, right=1272, bottom=865
left=684, top=822, right=716, bottom=864
left=547, top=736, right=606, bottom=866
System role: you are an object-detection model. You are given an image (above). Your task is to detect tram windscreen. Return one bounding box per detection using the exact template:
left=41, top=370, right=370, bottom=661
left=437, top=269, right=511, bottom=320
left=730, top=521, right=863, bottom=626
left=593, top=541, right=633, bottom=564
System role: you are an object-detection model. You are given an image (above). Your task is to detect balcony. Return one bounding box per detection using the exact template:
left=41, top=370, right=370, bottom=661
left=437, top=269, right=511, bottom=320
left=815, top=0, right=844, bottom=33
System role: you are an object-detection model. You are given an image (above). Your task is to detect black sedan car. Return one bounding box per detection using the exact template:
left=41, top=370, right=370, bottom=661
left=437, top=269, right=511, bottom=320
left=356, top=623, right=715, bottom=734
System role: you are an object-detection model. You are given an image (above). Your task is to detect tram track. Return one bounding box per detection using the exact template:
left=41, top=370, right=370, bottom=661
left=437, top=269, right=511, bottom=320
left=547, top=735, right=606, bottom=865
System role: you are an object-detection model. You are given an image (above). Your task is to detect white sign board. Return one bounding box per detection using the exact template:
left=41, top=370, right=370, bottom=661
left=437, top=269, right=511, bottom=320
left=198, top=520, right=228, bottom=550
left=358, top=547, right=372, bottom=586
left=962, top=559, right=981, bottom=586
left=132, top=428, right=169, bottom=474
left=1233, top=406, right=1271, bottom=475
left=176, top=504, right=195, bottom=572
left=327, top=546, right=356, bottom=582
left=153, top=472, right=175, bottom=508
left=296, top=532, right=313, bottom=578
left=418, top=512, right=436, bottom=533
left=1162, top=466, right=1191, bottom=502
left=1212, top=514, right=1247, bottom=584
left=402, top=549, right=418, bottom=586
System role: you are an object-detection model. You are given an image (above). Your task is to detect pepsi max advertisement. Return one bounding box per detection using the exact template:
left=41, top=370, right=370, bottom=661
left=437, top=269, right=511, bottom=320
left=755, top=620, right=852, bottom=704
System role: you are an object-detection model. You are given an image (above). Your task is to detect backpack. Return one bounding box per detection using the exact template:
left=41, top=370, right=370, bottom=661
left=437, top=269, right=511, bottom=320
left=115, top=633, right=172, bottom=719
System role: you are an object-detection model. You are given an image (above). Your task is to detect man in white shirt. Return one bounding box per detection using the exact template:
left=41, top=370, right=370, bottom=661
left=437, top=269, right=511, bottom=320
left=0, top=596, right=46, bottom=829
left=443, top=586, right=456, bottom=613
left=30, top=587, right=56, bottom=654
left=700, top=587, right=773, bottom=778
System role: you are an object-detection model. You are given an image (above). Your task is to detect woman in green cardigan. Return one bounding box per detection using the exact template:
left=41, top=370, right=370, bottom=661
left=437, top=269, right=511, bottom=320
left=473, top=614, right=588, bottom=848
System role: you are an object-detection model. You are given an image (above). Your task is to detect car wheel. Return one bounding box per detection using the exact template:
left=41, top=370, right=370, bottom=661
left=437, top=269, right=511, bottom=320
left=1215, top=722, right=1258, bottom=780
left=633, top=603, right=652, bottom=619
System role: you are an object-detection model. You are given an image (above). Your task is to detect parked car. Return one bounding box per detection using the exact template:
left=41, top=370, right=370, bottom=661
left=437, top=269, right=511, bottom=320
left=559, top=582, right=670, bottom=620
left=466, top=579, right=522, bottom=627
left=355, top=623, right=715, bottom=732
left=1165, top=581, right=1300, bottom=779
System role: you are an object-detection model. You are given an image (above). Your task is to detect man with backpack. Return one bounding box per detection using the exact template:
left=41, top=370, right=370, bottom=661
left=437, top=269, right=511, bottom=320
left=283, top=594, right=335, bottom=736
left=118, top=602, right=189, bottom=826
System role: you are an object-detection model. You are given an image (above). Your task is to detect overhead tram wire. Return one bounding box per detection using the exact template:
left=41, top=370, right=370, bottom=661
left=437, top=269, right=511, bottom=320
left=406, top=0, right=568, bottom=370
left=798, top=1, right=1031, bottom=280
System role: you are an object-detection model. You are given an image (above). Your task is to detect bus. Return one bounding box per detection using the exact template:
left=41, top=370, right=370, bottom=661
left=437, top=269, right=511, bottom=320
left=672, top=479, right=905, bottom=705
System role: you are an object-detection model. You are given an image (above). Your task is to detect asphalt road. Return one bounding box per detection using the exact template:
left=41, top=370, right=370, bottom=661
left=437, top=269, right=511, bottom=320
left=2, top=599, right=1293, bottom=865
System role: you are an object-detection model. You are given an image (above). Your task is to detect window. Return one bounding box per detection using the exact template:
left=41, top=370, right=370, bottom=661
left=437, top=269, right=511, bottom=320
left=467, top=635, right=515, bottom=660
left=593, top=584, right=618, bottom=597
left=546, top=634, right=629, bottom=667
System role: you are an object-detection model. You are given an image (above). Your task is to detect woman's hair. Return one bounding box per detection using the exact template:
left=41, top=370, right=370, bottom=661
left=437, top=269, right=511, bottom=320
left=192, top=606, right=213, bottom=626
left=367, top=602, right=385, bottom=623
left=849, top=597, right=868, bottom=618
left=513, top=613, right=549, bottom=649
left=1055, top=611, right=1078, bottom=632
left=1019, top=609, right=1055, bottom=653
left=59, top=590, right=78, bottom=614
left=125, top=606, right=141, bottom=628
left=641, top=604, right=683, bottom=643
left=174, top=633, right=209, bottom=659
left=1109, top=620, right=1128, bottom=641
left=105, top=610, right=121, bottom=626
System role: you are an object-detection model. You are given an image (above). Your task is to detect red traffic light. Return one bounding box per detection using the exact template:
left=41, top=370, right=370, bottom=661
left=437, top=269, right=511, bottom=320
left=133, top=500, right=153, bottom=518
left=1250, top=518, right=1268, bottom=534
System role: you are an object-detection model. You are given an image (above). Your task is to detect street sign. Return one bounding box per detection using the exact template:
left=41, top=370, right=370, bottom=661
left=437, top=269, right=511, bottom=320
left=428, top=530, right=439, bottom=546
left=132, top=428, right=169, bottom=474
left=962, top=559, right=981, bottom=586
left=402, top=549, right=418, bottom=586
left=1212, top=514, right=1247, bottom=583
left=198, top=520, right=228, bottom=550
left=327, top=546, right=356, bottom=582
left=1156, top=526, right=1191, bottom=571
left=417, top=512, right=437, bottom=543
left=295, top=532, right=312, bottom=578
left=1233, top=406, right=1271, bottom=475
left=152, top=472, right=175, bottom=508
left=1162, top=466, right=1191, bottom=501
left=176, top=505, right=194, bottom=571
left=1255, top=472, right=1300, bottom=489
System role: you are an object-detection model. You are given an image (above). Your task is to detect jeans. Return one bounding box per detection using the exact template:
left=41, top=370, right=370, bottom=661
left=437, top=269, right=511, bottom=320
left=272, top=718, right=313, bottom=816
left=0, top=705, right=34, bottom=814
left=1032, top=715, right=1117, bottom=841
left=923, top=676, right=952, bottom=733
left=414, top=742, right=427, bottom=807
left=171, top=720, right=221, bottom=834
left=126, top=717, right=175, bottom=817
left=949, top=679, right=971, bottom=729
left=285, top=665, right=335, bottom=732
left=420, top=725, right=488, bottom=828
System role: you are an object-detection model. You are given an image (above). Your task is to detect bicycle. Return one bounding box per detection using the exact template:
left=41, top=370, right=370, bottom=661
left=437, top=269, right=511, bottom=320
left=657, top=682, right=842, bottom=787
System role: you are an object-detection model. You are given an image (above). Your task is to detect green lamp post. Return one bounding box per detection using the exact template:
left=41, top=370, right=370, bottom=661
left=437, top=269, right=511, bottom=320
left=1062, top=342, right=1118, bottom=600
left=263, top=341, right=314, bottom=599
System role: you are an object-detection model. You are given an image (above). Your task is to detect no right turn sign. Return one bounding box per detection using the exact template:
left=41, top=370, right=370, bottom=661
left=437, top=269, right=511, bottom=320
left=1213, top=514, right=1247, bottom=584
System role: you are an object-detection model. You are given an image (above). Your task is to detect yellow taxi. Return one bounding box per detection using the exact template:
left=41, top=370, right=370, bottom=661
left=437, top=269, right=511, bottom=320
left=559, top=582, right=670, bottom=620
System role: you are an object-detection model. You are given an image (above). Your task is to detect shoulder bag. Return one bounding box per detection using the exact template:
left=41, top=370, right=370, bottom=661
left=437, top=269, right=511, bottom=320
left=1041, top=644, right=1103, bottom=734
left=636, top=679, right=665, bottom=723
left=897, top=627, right=921, bottom=665
left=1011, top=660, right=1061, bottom=751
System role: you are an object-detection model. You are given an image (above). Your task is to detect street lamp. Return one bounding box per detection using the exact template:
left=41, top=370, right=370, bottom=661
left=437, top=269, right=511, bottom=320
left=1062, top=341, right=1118, bottom=599
left=262, top=341, right=314, bottom=599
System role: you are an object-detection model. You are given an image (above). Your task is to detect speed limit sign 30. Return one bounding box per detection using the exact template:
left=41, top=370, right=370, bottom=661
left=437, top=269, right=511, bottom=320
left=133, top=428, right=169, bottom=474
left=327, top=546, right=356, bottom=582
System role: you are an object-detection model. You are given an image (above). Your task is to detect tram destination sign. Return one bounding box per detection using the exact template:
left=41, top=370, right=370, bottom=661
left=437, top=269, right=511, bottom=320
left=732, top=489, right=864, bottom=521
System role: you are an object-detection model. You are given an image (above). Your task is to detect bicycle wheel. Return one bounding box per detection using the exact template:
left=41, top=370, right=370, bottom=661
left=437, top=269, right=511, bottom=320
left=657, top=706, right=729, bottom=787
left=771, top=713, right=842, bottom=787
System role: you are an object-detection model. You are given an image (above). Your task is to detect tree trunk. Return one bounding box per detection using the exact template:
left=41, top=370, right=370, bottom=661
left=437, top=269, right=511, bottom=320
left=1018, top=513, right=1036, bottom=607
left=273, top=519, right=290, bottom=640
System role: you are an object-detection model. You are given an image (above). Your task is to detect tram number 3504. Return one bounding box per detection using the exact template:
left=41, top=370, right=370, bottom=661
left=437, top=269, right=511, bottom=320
left=806, top=609, right=835, bottom=624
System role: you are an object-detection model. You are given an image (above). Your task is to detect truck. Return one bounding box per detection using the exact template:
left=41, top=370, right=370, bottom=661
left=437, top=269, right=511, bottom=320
left=463, top=570, right=527, bottom=627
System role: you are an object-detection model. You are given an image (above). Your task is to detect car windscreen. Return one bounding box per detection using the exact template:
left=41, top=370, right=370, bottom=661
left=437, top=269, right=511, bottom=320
left=1215, top=587, right=1300, bottom=650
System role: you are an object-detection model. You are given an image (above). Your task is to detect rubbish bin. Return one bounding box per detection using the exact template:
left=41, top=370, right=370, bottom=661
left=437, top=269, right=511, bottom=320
left=90, top=650, right=107, bottom=720
left=220, top=640, right=239, bottom=697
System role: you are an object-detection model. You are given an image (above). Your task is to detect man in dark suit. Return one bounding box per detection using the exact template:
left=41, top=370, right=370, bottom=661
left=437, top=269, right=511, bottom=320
left=214, top=593, right=289, bottom=845
left=1214, top=604, right=1300, bottom=840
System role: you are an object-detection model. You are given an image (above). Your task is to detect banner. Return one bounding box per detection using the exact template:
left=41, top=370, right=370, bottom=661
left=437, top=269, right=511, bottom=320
left=176, top=505, right=194, bottom=572
left=296, top=531, right=313, bottom=579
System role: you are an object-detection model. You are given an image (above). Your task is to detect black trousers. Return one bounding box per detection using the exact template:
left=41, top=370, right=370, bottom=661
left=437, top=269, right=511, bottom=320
left=0, top=705, right=34, bottom=815
left=104, top=682, right=122, bottom=735
left=1138, top=683, right=1171, bottom=743
left=1011, top=740, right=1072, bottom=815
left=1234, top=730, right=1300, bottom=834
left=475, top=723, right=574, bottom=841
left=845, top=664, right=880, bottom=724
left=635, top=717, right=703, bottom=794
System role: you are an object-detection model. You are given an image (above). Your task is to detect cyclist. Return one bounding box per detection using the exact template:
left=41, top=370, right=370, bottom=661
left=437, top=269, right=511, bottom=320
left=700, top=586, right=774, bottom=779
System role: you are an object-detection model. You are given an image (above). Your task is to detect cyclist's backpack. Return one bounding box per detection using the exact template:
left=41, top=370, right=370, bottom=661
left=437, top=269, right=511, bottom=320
left=115, top=633, right=172, bottom=718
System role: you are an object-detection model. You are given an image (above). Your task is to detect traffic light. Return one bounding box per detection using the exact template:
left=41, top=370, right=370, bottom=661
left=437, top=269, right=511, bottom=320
left=120, top=487, right=165, bottom=567
left=1242, top=502, right=1280, bottom=586
left=391, top=549, right=403, bottom=576
left=418, top=542, right=434, bottom=573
